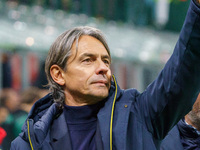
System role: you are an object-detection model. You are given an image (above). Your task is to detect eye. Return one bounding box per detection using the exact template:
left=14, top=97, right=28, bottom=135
left=103, top=59, right=110, bottom=65
left=83, top=58, right=92, bottom=62
left=82, top=58, right=93, bottom=65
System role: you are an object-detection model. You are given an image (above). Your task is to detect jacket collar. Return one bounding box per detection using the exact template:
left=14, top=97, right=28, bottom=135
left=49, top=111, right=105, bottom=150
left=97, top=76, right=140, bottom=150
left=21, top=76, right=123, bottom=150
left=49, top=78, right=123, bottom=150
left=20, top=94, right=54, bottom=143
left=49, top=112, right=73, bottom=150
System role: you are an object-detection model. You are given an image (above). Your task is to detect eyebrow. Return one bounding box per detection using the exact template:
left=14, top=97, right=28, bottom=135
left=80, top=53, right=111, bottom=60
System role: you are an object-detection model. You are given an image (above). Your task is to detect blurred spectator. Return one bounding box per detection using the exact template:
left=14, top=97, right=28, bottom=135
left=0, top=106, right=9, bottom=125
left=12, top=86, right=44, bottom=137
left=1, top=53, right=12, bottom=88
left=0, top=88, right=20, bottom=150
left=0, top=103, right=8, bottom=150
left=160, top=93, right=200, bottom=150
left=34, top=61, right=48, bottom=89
left=0, top=87, right=48, bottom=149
left=1, top=88, right=21, bottom=114
left=0, top=104, right=9, bottom=148
left=0, top=127, right=7, bottom=149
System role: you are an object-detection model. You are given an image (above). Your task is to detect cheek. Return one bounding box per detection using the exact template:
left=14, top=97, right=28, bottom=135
left=107, top=70, right=112, bottom=81
left=75, top=71, right=91, bottom=87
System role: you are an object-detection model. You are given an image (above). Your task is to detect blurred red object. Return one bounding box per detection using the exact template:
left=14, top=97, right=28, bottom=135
left=0, top=127, right=7, bottom=145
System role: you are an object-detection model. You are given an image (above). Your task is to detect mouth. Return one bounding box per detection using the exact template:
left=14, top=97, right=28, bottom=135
left=92, top=80, right=108, bottom=87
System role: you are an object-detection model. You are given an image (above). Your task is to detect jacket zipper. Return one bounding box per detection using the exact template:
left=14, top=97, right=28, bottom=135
left=27, top=119, right=34, bottom=150
left=110, top=75, right=118, bottom=150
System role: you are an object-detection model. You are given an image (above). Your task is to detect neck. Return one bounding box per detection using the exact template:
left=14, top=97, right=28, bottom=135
left=64, top=91, right=103, bottom=106
left=65, top=100, right=88, bottom=106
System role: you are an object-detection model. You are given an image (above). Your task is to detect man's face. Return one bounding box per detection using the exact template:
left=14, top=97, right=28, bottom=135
left=191, top=93, right=200, bottom=116
left=62, top=35, right=111, bottom=105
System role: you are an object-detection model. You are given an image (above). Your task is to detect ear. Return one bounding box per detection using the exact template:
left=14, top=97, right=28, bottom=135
left=50, top=65, right=65, bottom=86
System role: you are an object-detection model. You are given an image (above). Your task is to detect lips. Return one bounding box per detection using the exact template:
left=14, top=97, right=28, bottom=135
left=92, top=80, right=107, bottom=85
left=91, top=78, right=109, bottom=87
left=90, top=75, right=110, bottom=87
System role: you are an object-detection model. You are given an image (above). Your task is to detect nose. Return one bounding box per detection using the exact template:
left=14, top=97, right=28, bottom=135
left=95, top=60, right=110, bottom=75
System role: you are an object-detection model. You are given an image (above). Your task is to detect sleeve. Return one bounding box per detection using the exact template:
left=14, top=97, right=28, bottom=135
left=137, top=0, right=200, bottom=140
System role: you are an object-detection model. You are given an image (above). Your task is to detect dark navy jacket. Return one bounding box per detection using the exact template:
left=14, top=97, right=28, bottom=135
left=11, top=0, right=200, bottom=149
left=160, top=119, right=200, bottom=150
left=160, top=125, right=183, bottom=150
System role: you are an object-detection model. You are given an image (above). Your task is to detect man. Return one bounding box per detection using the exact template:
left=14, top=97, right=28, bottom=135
left=11, top=0, right=200, bottom=149
left=160, top=93, right=200, bottom=150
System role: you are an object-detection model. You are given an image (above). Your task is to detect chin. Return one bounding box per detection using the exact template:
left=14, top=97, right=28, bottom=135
left=92, top=91, right=108, bottom=99
left=98, top=93, right=109, bottom=100
left=87, top=87, right=109, bottom=99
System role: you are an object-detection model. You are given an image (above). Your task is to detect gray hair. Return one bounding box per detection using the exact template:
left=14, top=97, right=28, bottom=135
left=45, top=26, right=110, bottom=108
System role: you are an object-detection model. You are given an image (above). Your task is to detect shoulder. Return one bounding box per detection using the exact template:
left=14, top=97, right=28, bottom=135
left=120, top=88, right=140, bottom=99
left=11, top=136, right=31, bottom=150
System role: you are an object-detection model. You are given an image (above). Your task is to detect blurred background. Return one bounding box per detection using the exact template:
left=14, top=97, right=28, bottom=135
left=0, top=0, right=190, bottom=149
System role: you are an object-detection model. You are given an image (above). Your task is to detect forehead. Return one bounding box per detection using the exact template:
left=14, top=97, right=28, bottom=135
left=72, top=35, right=110, bottom=56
